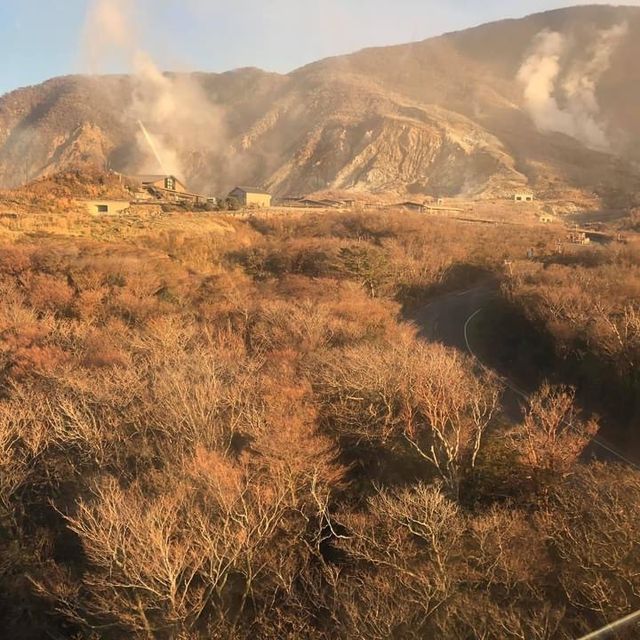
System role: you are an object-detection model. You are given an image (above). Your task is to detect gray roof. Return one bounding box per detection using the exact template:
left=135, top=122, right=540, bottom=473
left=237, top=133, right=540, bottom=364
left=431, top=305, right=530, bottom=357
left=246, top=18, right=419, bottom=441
left=230, top=186, right=271, bottom=196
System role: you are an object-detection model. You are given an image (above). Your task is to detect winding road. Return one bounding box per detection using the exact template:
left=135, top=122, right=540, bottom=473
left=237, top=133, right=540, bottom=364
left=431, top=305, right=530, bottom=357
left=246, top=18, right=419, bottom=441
left=410, top=283, right=496, bottom=352
left=409, top=284, right=640, bottom=468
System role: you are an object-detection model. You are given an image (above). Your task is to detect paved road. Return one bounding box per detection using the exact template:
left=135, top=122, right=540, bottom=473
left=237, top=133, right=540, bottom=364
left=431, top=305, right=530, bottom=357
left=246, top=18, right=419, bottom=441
left=408, top=284, right=640, bottom=468
left=408, top=282, right=525, bottom=422
left=410, top=283, right=496, bottom=350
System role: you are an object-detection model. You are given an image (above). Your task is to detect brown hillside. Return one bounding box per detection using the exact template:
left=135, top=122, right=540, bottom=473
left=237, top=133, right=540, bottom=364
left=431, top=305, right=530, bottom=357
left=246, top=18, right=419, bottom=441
left=1, top=6, right=639, bottom=201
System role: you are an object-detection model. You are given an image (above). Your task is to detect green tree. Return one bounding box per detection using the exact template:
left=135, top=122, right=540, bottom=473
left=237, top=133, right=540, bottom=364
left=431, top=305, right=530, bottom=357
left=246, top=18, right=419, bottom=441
left=337, top=245, right=390, bottom=297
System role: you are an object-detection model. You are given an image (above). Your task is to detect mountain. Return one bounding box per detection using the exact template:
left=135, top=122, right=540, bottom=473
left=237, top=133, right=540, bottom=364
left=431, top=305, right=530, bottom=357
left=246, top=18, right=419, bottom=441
left=1, top=5, right=640, bottom=201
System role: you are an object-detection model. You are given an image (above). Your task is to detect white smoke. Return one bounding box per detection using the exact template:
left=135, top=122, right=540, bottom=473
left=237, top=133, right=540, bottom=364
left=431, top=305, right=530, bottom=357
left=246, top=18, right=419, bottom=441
left=82, top=0, right=135, bottom=74
left=129, top=51, right=224, bottom=180
left=517, top=23, right=628, bottom=151
left=82, top=0, right=225, bottom=183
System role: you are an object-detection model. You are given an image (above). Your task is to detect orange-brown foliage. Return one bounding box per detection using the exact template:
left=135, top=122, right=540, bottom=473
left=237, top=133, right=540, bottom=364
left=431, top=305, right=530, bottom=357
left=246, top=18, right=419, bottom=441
left=0, top=208, right=635, bottom=640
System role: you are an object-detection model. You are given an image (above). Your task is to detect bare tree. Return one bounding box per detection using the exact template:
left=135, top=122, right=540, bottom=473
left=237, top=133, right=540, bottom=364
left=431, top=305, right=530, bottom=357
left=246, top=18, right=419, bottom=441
left=509, top=384, right=598, bottom=488
left=312, top=338, right=499, bottom=493
left=539, top=464, right=640, bottom=621
left=336, top=483, right=463, bottom=639
left=403, top=346, right=499, bottom=494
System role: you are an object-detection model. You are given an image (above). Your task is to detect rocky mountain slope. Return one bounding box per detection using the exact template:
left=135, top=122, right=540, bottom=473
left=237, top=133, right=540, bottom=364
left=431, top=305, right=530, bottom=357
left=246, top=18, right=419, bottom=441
left=1, top=5, right=640, bottom=200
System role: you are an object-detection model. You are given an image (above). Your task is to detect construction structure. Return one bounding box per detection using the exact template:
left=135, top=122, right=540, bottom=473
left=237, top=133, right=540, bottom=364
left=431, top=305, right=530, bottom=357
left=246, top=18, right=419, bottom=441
left=229, top=187, right=272, bottom=208
left=392, top=201, right=428, bottom=212
left=568, top=230, right=591, bottom=245
left=132, top=174, right=216, bottom=207
left=83, top=200, right=131, bottom=215
left=278, top=196, right=355, bottom=209
left=424, top=203, right=464, bottom=213
left=388, top=200, right=466, bottom=214
left=514, top=192, right=534, bottom=202
left=135, top=175, right=187, bottom=193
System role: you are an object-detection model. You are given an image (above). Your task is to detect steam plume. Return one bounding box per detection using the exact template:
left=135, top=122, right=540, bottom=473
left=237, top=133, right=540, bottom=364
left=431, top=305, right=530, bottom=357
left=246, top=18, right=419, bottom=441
left=137, top=120, right=170, bottom=174
left=82, top=0, right=225, bottom=185
left=83, top=0, right=134, bottom=73
left=518, top=23, right=628, bottom=151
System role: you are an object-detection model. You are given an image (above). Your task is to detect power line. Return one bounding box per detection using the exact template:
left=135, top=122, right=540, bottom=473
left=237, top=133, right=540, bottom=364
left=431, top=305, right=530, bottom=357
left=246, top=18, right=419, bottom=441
left=577, top=608, right=640, bottom=640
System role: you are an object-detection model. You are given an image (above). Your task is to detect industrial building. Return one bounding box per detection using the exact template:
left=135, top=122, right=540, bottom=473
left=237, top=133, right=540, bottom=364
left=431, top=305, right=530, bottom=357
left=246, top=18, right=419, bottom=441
left=229, top=187, right=272, bottom=208
left=84, top=200, right=131, bottom=215
left=135, top=175, right=188, bottom=193
left=392, top=201, right=427, bottom=212
left=131, top=174, right=215, bottom=207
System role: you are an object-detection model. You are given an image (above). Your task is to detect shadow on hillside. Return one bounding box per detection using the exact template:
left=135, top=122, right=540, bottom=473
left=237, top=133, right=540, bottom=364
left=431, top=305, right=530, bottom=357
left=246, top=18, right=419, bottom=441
left=469, top=296, right=640, bottom=462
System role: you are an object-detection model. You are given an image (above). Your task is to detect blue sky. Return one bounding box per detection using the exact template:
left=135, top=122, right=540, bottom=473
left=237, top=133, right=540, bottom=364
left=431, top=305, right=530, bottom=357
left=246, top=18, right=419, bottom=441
left=0, top=1, right=631, bottom=96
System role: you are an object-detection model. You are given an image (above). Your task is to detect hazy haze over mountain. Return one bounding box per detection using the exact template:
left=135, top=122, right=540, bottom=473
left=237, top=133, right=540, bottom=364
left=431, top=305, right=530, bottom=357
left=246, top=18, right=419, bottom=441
left=1, top=4, right=639, bottom=201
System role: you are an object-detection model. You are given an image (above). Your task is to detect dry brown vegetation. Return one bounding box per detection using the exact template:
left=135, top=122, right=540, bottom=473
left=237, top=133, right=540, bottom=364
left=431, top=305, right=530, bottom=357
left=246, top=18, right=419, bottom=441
left=0, top=208, right=638, bottom=639
left=505, top=240, right=640, bottom=428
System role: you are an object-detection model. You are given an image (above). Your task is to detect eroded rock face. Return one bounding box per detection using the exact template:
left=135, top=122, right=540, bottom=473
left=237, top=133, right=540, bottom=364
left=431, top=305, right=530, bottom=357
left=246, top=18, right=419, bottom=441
left=264, top=108, right=526, bottom=198
left=1, top=5, right=640, bottom=200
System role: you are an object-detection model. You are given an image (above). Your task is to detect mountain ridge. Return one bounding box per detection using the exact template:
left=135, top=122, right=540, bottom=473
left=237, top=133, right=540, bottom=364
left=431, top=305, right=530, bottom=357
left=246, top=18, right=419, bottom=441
left=1, top=5, right=640, bottom=202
